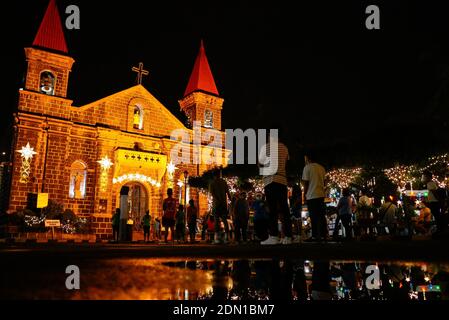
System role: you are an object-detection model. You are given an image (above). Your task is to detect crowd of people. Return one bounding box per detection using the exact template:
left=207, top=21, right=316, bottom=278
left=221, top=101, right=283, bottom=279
left=111, top=135, right=448, bottom=244
left=330, top=169, right=449, bottom=241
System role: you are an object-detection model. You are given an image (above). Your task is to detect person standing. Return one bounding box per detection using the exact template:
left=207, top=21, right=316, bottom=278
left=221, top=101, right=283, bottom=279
left=175, top=204, right=186, bottom=243
left=333, top=188, right=353, bottom=240
left=422, top=170, right=443, bottom=233
left=252, top=193, right=269, bottom=241
left=302, top=151, right=327, bottom=241
left=208, top=169, right=231, bottom=244
left=112, top=208, right=120, bottom=242
left=258, top=132, right=292, bottom=245
left=233, top=192, right=250, bottom=243
left=207, top=214, right=215, bottom=242
left=162, top=188, right=177, bottom=243
left=187, top=200, right=198, bottom=243
left=142, top=210, right=151, bottom=242
left=290, top=183, right=303, bottom=243
left=154, top=218, right=161, bottom=241
left=380, top=196, right=398, bottom=235
left=357, top=188, right=373, bottom=235
left=358, top=189, right=372, bottom=207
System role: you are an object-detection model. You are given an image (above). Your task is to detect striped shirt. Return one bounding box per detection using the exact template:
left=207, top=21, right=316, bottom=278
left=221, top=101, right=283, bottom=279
left=259, top=141, right=289, bottom=187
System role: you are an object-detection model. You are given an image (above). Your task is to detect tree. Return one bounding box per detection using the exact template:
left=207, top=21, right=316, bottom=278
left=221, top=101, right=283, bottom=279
left=353, top=167, right=398, bottom=205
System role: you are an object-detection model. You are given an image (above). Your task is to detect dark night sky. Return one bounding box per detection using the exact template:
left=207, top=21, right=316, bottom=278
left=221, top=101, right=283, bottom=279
left=1, top=0, right=449, bottom=169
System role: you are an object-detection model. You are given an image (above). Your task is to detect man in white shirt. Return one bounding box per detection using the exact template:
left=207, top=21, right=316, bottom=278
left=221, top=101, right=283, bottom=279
left=258, top=134, right=292, bottom=245
left=302, top=151, right=327, bottom=241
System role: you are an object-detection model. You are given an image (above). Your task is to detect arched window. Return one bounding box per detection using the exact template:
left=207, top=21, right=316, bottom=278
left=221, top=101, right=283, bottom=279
left=40, top=71, right=55, bottom=96
left=204, top=109, right=214, bottom=128
left=185, top=109, right=193, bottom=128
left=133, top=105, right=144, bottom=130
left=69, top=161, right=87, bottom=199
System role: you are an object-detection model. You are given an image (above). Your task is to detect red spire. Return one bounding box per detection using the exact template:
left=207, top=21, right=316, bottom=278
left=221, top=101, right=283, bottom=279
left=32, top=0, right=68, bottom=53
left=184, top=40, right=219, bottom=97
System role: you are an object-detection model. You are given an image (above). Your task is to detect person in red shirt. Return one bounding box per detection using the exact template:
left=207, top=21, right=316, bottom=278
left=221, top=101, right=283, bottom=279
left=207, top=215, right=215, bottom=242
left=162, top=188, right=177, bottom=243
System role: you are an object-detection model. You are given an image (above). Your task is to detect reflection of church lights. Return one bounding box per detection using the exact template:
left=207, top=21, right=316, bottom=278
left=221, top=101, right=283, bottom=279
left=98, top=156, right=113, bottom=192
left=113, top=173, right=161, bottom=188
left=16, top=142, right=37, bottom=183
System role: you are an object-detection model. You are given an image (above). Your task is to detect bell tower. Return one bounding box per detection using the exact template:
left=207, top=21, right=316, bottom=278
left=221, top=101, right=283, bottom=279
left=23, top=0, right=74, bottom=99
left=179, top=41, right=223, bottom=130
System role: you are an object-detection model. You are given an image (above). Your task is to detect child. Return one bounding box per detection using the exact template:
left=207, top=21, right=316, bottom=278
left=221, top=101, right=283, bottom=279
left=141, top=210, right=151, bottom=242
left=252, top=193, right=269, bottom=241
left=233, top=192, right=250, bottom=243
left=175, top=204, right=186, bottom=243
left=154, top=218, right=161, bottom=240
left=207, top=214, right=215, bottom=242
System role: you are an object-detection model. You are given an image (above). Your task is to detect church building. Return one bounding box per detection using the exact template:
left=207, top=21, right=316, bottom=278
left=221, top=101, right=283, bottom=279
left=9, top=0, right=228, bottom=239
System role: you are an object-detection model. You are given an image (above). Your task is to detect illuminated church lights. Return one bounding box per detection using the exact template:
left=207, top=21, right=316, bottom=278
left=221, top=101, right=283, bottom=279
left=113, top=173, right=161, bottom=188
left=98, top=156, right=113, bottom=192
left=16, top=142, right=37, bottom=183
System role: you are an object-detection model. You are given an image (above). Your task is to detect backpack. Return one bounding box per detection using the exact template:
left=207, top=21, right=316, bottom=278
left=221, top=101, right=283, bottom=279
left=378, top=203, right=393, bottom=222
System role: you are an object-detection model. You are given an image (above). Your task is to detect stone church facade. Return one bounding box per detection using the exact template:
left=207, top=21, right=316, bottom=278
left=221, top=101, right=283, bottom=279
left=9, top=0, right=227, bottom=239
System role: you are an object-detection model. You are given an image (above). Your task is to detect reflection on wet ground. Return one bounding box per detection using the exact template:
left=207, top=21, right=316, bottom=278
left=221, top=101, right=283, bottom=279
left=1, top=258, right=448, bottom=300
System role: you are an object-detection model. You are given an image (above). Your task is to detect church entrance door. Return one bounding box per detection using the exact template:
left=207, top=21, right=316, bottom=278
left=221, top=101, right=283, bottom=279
left=123, top=182, right=149, bottom=231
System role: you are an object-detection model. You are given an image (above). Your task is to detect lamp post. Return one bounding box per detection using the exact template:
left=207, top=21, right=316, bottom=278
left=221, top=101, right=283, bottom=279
left=183, top=170, right=189, bottom=237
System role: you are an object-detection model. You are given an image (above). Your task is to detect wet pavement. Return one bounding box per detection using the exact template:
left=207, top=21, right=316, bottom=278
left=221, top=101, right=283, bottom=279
left=1, top=241, right=449, bottom=300
left=1, top=256, right=448, bottom=300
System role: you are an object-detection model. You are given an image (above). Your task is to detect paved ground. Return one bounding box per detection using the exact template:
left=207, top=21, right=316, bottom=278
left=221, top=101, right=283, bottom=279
left=1, top=239, right=449, bottom=262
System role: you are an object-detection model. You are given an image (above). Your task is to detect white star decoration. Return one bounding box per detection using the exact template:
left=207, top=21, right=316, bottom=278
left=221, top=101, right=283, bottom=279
left=97, top=156, right=113, bottom=170
left=167, top=161, right=177, bottom=175
left=16, top=143, right=37, bottom=161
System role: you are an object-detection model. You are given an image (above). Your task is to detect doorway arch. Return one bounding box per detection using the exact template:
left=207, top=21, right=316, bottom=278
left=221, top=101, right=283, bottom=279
left=115, top=181, right=151, bottom=230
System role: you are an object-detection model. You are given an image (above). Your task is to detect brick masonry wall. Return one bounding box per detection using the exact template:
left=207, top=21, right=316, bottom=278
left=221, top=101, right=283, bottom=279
left=90, top=215, right=113, bottom=240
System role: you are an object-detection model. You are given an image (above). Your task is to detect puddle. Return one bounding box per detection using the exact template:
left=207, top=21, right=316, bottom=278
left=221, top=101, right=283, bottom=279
left=1, top=258, right=448, bottom=300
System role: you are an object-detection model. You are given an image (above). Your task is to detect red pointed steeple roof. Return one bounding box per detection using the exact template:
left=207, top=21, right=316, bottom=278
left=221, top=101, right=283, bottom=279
left=184, top=40, right=219, bottom=97
left=32, top=0, right=68, bottom=53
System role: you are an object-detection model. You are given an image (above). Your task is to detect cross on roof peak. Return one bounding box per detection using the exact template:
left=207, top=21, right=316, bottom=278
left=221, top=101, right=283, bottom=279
left=132, top=62, right=149, bottom=85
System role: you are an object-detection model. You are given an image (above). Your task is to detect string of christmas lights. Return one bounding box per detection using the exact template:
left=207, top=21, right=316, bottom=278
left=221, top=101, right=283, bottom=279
left=327, top=153, right=449, bottom=190
left=326, top=168, right=362, bottom=189
left=383, top=165, right=417, bottom=191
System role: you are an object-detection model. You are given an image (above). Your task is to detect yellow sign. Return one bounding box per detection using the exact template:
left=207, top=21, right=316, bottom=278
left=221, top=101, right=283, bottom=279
left=45, top=220, right=61, bottom=227
left=37, top=193, right=49, bottom=209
